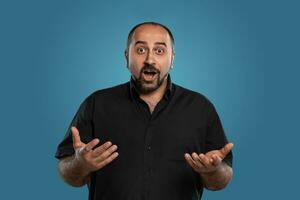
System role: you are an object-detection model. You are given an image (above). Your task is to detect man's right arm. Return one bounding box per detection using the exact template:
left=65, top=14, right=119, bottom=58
left=57, top=127, right=119, bottom=187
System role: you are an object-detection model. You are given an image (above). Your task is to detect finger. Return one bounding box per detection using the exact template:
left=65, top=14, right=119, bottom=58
left=198, top=153, right=212, bottom=168
left=96, top=152, right=119, bottom=169
left=92, top=141, right=113, bottom=156
left=82, top=138, right=100, bottom=154
left=191, top=152, right=206, bottom=169
left=220, top=143, right=234, bottom=158
left=184, top=153, right=199, bottom=170
left=71, top=126, right=82, bottom=148
left=211, top=154, right=222, bottom=166
left=94, top=144, right=118, bottom=162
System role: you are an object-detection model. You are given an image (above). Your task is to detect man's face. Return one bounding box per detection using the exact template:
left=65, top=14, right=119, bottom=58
left=125, top=25, right=175, bottom=94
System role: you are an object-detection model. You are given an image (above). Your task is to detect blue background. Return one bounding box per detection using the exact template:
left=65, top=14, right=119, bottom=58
left=1, top=0, right=299, bottom=199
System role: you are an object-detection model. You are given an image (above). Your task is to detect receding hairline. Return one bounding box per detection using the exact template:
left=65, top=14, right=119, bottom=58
left=126, top=22, right=175, bottom=51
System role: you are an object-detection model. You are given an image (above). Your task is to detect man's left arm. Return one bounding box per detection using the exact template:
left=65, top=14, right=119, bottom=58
left=184, top=143, right=233, bottom=191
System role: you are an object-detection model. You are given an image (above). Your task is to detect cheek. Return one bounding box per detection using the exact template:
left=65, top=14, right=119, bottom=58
left=128, top=60, right=142, bottom=76
left=160, top=58, right=172, bottom=71
left=129, top=54, right=143, bottom=67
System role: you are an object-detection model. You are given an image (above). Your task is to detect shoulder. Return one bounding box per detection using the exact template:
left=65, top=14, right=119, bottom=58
left=87, top=82, right=129, bottom=101
left=76, top=82, right=129, bottom=111
left=173, top=84, right=220, bottom=120
left=173, top=83, right=213, bottom=107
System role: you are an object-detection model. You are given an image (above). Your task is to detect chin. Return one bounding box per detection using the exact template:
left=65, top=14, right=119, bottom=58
left=140, top=86, right=158, bottom=94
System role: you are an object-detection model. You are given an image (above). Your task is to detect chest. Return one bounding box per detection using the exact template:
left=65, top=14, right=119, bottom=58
left=92, top=99, right=209, bottom=162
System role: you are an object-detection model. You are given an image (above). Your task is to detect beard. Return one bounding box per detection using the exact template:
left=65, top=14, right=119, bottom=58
left=133, top=64, right=168, bottom=94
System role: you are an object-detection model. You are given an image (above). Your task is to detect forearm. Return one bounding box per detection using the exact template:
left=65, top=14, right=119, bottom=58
left=200, top=162, right=233, bottom=191
left=58, top=155, right=91, bottom=187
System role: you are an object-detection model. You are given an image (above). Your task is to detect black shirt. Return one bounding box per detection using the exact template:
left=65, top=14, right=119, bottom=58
left=55, top=75, right=233, bottom=200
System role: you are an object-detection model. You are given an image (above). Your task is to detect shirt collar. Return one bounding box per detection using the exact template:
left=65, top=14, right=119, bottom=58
left=129, top=74, right=173, bottom=101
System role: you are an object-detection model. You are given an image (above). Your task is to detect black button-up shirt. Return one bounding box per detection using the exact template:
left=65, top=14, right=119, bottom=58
left=55, top=75, right=233, bottom=200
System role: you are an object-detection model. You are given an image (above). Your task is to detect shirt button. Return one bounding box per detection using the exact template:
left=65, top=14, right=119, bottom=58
left=147, top=146, right=151, bottom=151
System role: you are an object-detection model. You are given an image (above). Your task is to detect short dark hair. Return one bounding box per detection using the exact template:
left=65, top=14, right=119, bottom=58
left=126, top=22, right=175, bottom=52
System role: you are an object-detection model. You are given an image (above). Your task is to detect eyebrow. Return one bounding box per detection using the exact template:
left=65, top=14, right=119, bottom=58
left=134, top=41, right=167, bottom=47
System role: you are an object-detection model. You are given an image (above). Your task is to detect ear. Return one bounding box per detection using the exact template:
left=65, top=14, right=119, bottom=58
left=170, top=51, right=175, bottom=69
left=125, top=49, right=129, bottom=68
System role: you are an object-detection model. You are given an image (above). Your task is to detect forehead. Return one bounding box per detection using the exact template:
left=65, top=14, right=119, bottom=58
left=131, top=25, right=172, bottom=46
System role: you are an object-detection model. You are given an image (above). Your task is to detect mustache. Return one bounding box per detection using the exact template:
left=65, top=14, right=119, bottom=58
left=140, top=64, right=160, bottom=74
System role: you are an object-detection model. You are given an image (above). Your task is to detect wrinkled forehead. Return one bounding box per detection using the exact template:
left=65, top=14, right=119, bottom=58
left=131, top=25, right=172, bottom=47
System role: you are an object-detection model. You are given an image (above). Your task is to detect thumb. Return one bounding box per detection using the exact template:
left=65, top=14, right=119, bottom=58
left=220, top=143, right=234, bottom=157
left=71, top=126, right=83, bottom=149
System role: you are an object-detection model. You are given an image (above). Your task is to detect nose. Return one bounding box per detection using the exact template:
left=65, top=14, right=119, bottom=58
left=144, top=51, right=156, bottom=66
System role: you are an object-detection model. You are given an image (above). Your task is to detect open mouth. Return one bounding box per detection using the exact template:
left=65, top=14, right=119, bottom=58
left=142, top=71, right=157, bottom=81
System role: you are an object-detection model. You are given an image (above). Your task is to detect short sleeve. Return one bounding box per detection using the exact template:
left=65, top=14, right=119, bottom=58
left=205, top=101, right=233, bottom=167
left=55, top=94, right=95, bottom=159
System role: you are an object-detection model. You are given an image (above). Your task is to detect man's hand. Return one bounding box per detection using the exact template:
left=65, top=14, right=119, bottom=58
left=184, top=143, right=233, bottom=174
left=71, top=126, right=119, bottom=174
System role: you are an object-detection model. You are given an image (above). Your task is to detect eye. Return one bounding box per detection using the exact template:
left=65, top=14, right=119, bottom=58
left=136, top=47, right=146, bottom=54
left=155, top=47, right=165, bottom=55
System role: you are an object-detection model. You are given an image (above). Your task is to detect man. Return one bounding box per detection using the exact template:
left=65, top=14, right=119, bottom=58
left=55, top=22, right=233, bottom=200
